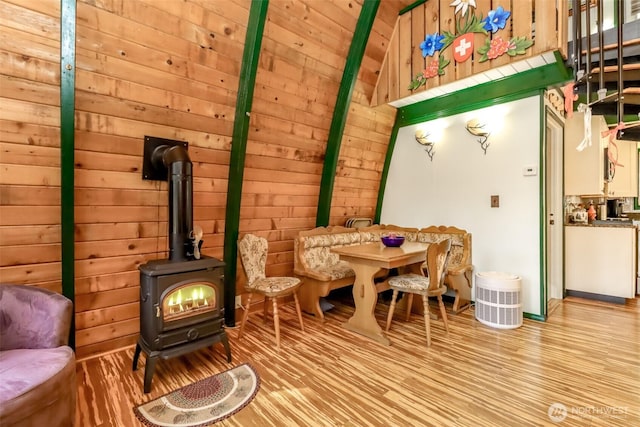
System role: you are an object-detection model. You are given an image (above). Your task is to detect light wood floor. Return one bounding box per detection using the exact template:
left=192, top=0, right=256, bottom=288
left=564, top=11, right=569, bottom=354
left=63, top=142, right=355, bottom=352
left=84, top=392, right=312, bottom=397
left=76, top=295, right=639, bottom=426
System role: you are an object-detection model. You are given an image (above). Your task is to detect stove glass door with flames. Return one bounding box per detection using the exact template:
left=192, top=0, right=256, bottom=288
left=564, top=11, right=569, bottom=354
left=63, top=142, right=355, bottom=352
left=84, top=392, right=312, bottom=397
left=162, top=282, right=216, bottom=322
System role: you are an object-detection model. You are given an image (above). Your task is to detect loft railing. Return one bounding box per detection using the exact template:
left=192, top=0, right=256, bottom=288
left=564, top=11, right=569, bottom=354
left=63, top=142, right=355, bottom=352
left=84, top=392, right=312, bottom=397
left=570, top=0, right=639, bottom=138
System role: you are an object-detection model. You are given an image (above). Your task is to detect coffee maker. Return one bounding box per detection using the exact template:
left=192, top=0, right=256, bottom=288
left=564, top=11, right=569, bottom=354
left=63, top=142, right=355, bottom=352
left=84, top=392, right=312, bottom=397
left=606, top=199, right=623, bottom=218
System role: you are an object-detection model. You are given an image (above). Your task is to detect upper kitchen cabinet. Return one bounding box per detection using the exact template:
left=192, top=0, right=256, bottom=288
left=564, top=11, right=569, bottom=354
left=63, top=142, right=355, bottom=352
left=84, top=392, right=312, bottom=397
left=564, top=112, right=608, bottom=196
left=606, top=140, right=639, bottom=198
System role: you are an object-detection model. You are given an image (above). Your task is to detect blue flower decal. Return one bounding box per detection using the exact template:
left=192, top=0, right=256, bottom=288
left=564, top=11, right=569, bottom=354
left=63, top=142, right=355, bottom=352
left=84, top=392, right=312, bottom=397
left=483, top=6, right=511, bottom=33
left=420, top=33, right=445, bottom=57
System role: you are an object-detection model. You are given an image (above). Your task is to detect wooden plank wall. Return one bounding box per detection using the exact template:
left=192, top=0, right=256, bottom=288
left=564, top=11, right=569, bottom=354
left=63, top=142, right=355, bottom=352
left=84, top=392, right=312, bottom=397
left=237, top=0, right=339, bottom=283
left=373, top=0, right=566, bottom=106
left=237, top=0, right=402, bottom=288
left=0, top=0, right=407, bottom=359
left=70, top=0, right=248, bottom=358
left=330, top=0, right=399, bottom=225
left=0, top=0, right=62, bottom=292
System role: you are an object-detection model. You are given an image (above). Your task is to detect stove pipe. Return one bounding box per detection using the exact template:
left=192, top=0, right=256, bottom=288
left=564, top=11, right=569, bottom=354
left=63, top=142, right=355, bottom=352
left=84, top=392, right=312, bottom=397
left=152, top=144, right=193, bottom=262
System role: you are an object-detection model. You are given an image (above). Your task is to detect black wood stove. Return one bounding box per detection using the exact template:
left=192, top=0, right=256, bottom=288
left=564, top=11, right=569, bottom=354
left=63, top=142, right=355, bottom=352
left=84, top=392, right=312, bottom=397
left=133, top=137, right=231, bottom=393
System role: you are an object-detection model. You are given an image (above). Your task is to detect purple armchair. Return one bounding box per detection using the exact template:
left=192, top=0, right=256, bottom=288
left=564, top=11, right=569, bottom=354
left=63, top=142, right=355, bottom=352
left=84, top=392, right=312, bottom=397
left=0, top=284, right=76, bottom=426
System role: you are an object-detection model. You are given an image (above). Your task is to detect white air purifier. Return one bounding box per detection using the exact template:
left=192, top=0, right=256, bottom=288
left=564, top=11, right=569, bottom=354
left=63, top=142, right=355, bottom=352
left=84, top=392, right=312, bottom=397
left=475, top=271, right=522, bottom=329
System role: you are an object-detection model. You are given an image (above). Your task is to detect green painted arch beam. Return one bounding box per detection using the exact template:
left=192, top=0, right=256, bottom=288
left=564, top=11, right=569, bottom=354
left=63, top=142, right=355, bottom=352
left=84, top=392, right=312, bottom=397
left=222, top=0, right=269, bottom=327
left=315, top=0, right=381, bottom=227
left=61, top=0, right=77, bottom=349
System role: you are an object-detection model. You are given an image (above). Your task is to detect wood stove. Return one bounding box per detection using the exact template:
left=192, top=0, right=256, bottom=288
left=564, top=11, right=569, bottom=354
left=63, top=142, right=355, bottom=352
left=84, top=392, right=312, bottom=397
left=133, top=137, right=231, bottom=393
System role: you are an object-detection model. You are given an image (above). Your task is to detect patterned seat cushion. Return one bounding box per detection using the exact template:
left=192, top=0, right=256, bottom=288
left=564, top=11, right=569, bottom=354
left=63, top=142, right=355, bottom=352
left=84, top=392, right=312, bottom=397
left=248, top=277, right=301, bottom=296
left=388, top=273, right=430, bottom=293
left=312, top=260, right=355, bottom=281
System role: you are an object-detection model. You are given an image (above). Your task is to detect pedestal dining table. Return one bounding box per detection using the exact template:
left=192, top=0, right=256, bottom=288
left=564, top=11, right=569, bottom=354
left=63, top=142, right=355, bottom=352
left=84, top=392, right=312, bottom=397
left=331, top=242, right=429, bottom=345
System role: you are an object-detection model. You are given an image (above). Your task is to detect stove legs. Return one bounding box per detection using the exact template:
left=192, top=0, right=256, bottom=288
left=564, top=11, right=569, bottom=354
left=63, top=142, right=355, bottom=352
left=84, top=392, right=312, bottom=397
left=143, top=356, right=158, bottom=393
left=132, top=342, right=159, bottom=393
left=132, top=343, right=141, bottom=371
left=133, top=332, right=231, bottom=393
left=220, top=332, right=232, bottom=362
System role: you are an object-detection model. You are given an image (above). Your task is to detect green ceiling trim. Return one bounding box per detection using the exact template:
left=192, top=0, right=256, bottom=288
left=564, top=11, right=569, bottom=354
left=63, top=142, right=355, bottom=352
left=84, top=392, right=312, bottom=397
left=399, top=0, right=428, bottom=15
left=396, top=52, right=572, bottom=127
left=223, top=0, right=269, bottom=327
left=316, top=0, right=381, bottom=226
left=60, top=0, right=76, bottom=348
left=375, top=115, right=400, bottom=224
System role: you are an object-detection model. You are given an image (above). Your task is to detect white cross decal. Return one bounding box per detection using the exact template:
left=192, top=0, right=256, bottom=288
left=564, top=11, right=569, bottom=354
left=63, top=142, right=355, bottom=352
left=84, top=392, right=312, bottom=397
left=455, top=38, right=472, bottom=56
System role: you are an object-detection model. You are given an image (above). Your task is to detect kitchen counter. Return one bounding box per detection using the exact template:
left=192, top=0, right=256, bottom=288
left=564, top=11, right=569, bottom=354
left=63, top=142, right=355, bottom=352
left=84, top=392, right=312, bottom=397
left=565, top=220, right=637, bottom=228
left=565, top=226, right=637, bottom=301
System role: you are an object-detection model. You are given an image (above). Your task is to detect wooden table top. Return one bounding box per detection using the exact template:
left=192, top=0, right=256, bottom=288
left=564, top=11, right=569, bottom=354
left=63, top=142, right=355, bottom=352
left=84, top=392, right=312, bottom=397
left=331, top=242, right=428, bottom=268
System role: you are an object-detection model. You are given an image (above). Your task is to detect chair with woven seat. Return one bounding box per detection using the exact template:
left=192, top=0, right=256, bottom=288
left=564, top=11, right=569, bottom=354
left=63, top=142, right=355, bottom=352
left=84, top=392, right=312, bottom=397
left=385, top=239, right=452, bottom=346
left=237, top=234, right=305, bottom=350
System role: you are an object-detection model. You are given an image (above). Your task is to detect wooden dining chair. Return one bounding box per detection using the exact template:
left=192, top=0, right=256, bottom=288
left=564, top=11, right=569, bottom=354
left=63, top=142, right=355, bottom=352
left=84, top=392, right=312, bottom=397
left=237, top=233, right=305, bottom=350
left=385, top=239, right=452, bottom=346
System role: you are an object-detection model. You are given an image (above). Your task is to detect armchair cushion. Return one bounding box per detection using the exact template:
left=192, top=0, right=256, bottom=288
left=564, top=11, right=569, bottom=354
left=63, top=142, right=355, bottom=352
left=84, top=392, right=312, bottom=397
left=0, top=285, right=72, bottom=350
left=0, top=284, right=76, bottom=427
left=0, top=347, right=75, bottom=403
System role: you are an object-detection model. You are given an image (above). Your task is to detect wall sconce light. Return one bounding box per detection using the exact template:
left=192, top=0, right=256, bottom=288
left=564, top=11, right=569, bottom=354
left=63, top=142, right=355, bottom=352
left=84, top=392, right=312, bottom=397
left=465, top=119, right=491, bottom=155
left=414, top=129, right=436, bottom=161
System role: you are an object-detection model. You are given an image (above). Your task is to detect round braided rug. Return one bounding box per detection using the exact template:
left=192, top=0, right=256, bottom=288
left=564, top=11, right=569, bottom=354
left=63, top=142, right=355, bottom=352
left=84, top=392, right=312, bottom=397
left=134, top=363, right=260, bottom=427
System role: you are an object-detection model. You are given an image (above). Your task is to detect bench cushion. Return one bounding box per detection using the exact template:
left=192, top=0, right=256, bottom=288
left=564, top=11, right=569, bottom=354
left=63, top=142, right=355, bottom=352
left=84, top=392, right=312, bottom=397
left=302, top=232, right=360, bottom=270
left=308, top=260, right=355, bottom=281
left=417, top=232, right=465, bottom=267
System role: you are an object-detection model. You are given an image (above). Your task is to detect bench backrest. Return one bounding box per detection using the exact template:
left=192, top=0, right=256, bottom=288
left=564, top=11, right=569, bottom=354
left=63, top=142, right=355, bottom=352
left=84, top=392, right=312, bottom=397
left=417, top=225, right=471, bottom=268
left=294, top=226, right=360, bottom=271
left=358, top=224, right=471, bottom=268
left=294, top=224, right=471, bottom=273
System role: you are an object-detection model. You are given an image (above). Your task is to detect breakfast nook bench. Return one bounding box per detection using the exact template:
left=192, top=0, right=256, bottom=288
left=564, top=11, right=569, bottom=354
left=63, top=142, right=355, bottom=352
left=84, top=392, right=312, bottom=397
left=293, top=224, right=473, bottom=320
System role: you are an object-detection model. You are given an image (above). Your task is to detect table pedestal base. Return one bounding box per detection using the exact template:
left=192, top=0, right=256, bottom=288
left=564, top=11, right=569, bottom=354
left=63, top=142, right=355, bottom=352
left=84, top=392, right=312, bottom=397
left=342, top=263, right=390, bottom=346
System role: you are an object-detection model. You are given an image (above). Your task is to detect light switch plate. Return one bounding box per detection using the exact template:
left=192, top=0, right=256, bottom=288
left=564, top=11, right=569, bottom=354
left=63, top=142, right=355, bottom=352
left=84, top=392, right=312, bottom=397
left=491, top=195, right=499, bottom=208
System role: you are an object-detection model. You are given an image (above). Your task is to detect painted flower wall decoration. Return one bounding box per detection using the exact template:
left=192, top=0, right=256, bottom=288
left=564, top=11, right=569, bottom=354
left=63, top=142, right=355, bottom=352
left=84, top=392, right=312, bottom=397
left=408, top=55, right=450, bottom=90
left=450, top=0, right=476, bottom=17
left=483, top=6, right=511, bottom=33
left=420, top=33, right=445, bottom=57
left=408, top=2, right=534, bottom=90
left=477, top=35, right=533, bottom=62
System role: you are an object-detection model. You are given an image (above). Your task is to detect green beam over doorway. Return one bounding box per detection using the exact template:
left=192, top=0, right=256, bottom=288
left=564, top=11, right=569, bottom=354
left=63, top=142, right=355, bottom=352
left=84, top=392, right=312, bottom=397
left=223, top=0, right=269, bottom=327
left=315, top=0, right=381, bottom=226
left=395, top=51, right=572, bottom=127
left=60, top=0, right=76, bottom=348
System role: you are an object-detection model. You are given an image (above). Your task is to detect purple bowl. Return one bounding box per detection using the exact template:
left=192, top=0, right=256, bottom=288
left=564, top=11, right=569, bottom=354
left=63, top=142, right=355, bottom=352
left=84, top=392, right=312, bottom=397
left=381, top=235, right=405, bottom=247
